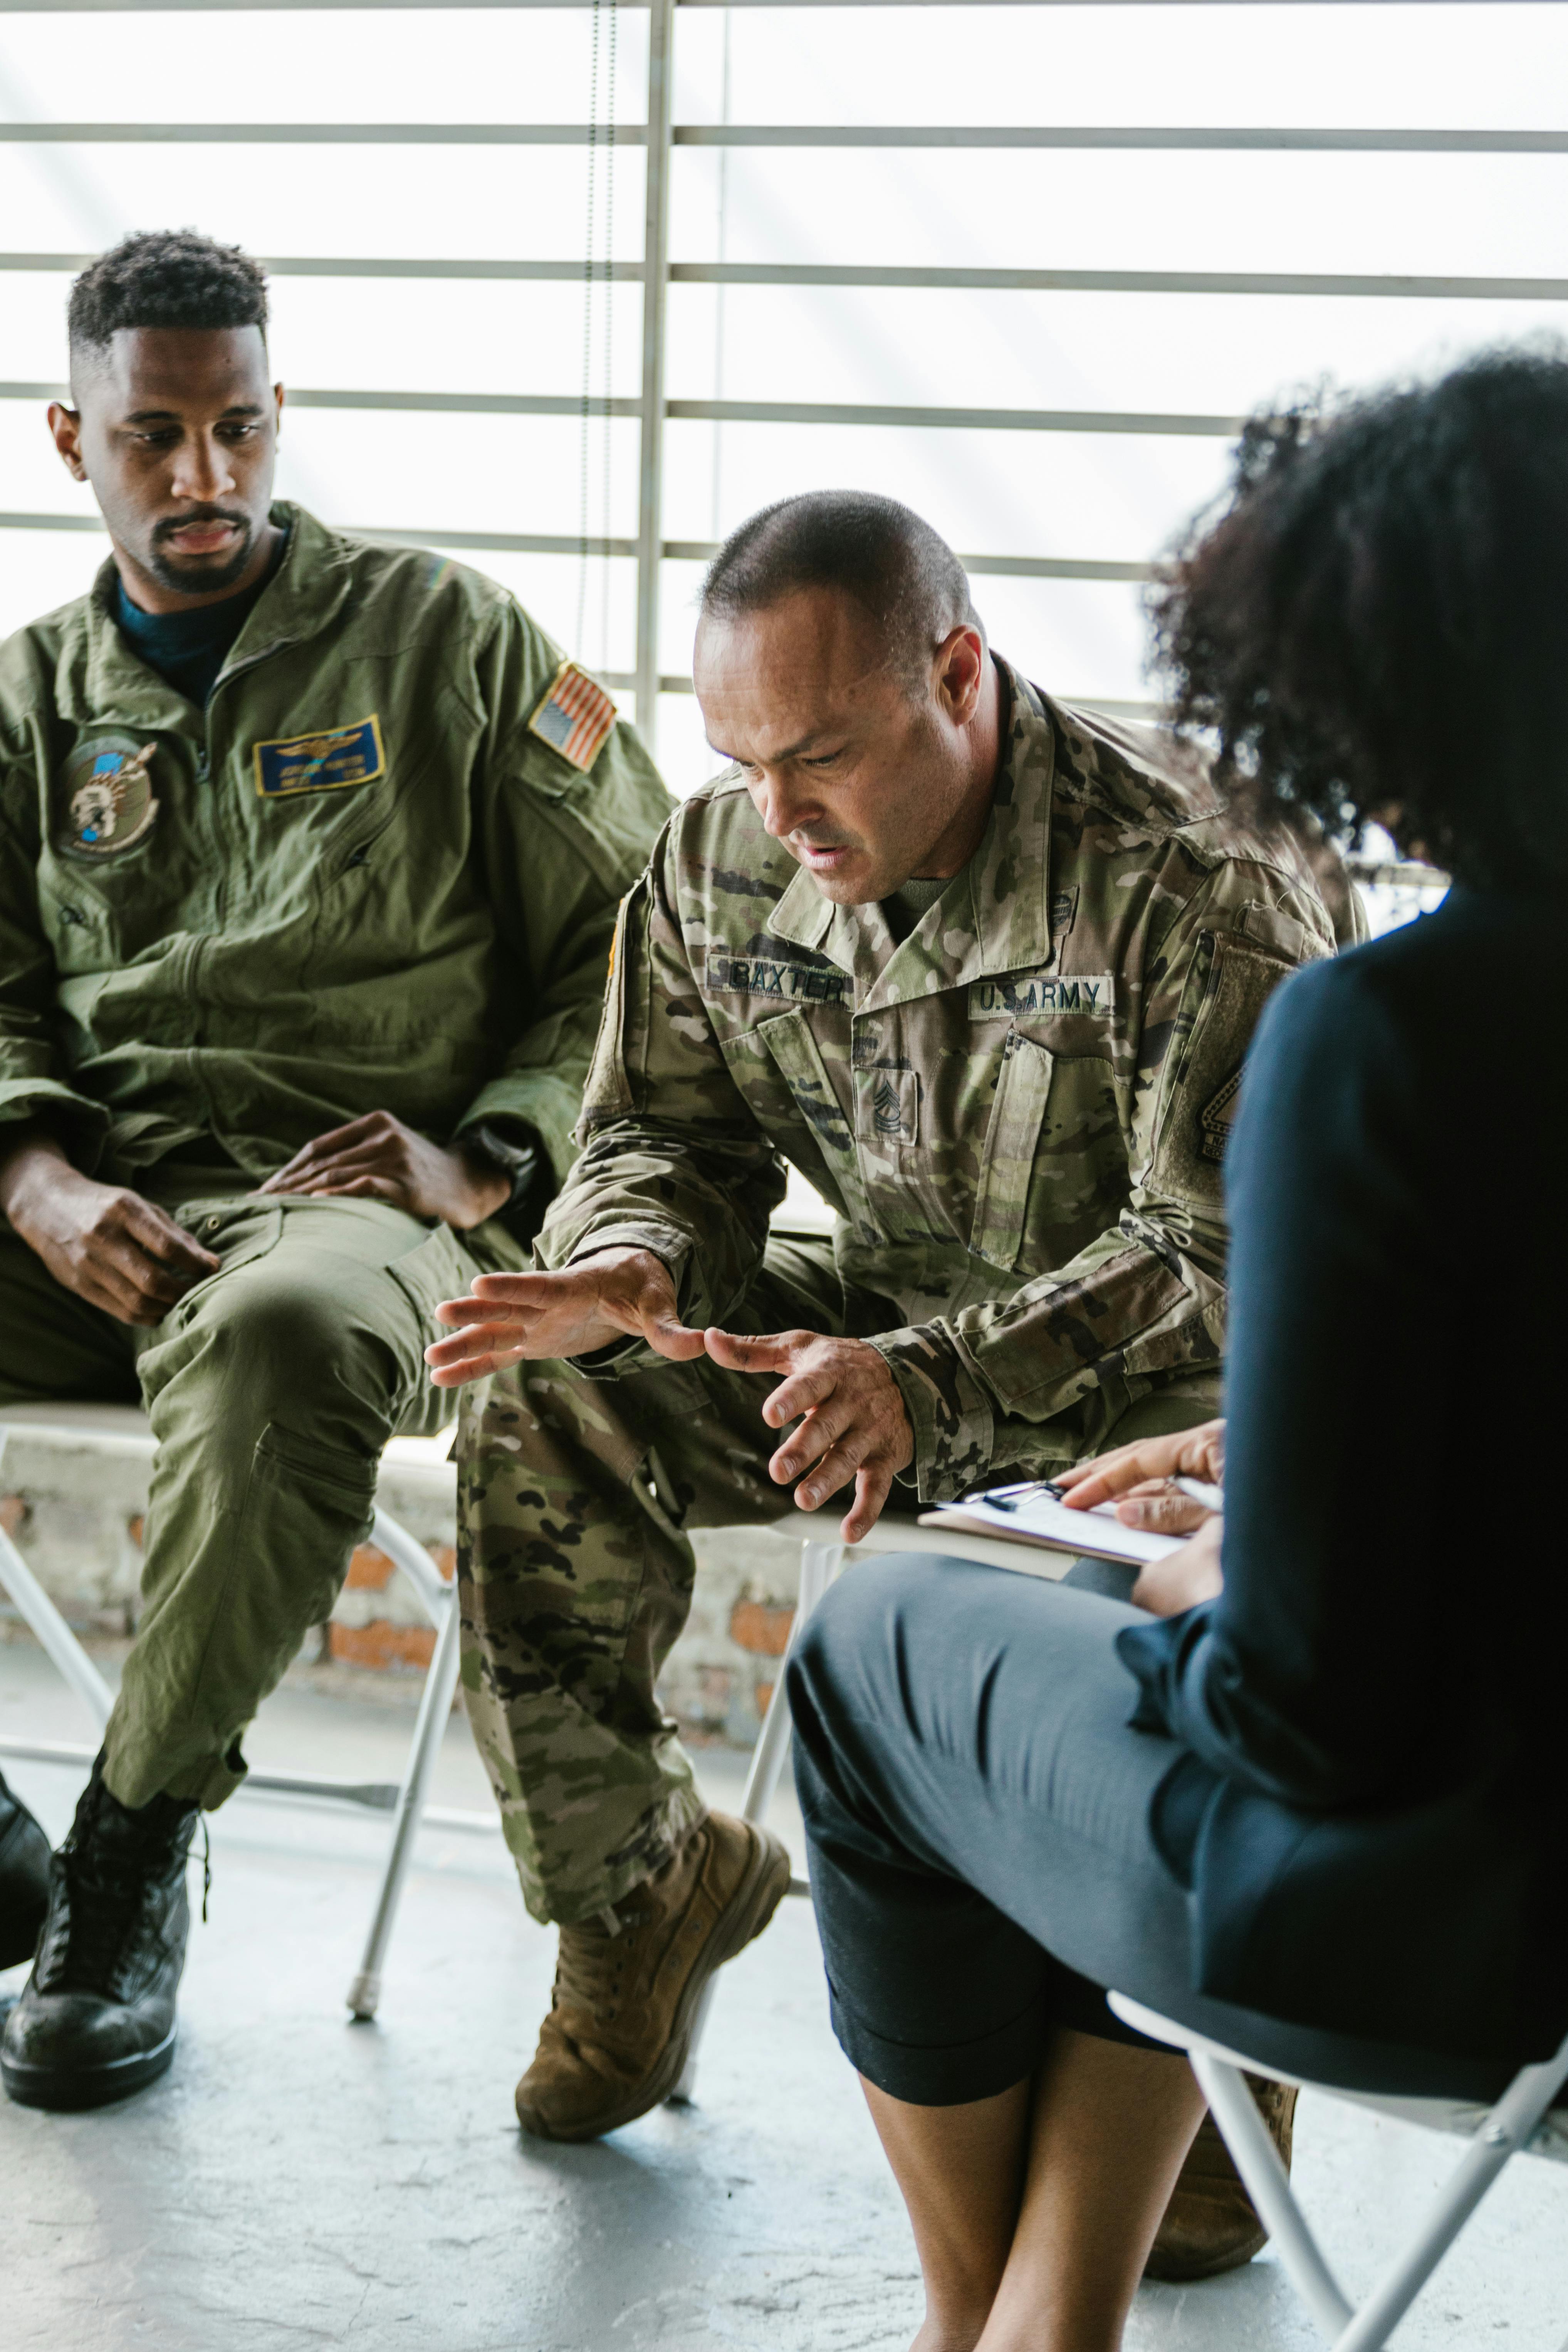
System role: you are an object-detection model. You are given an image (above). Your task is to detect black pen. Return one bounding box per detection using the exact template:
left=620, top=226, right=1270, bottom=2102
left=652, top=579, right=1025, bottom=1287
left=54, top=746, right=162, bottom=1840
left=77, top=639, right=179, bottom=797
left=967, top=1480, right=1066, bottom=1513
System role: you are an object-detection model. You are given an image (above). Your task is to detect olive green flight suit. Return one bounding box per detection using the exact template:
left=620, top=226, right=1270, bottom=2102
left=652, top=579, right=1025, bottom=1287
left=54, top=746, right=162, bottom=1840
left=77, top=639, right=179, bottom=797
left=0, top=505, right=670, bottom=1808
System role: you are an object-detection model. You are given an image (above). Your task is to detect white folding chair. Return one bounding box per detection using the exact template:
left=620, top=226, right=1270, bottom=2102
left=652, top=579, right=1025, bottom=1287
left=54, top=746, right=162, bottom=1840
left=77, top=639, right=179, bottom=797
left=1109, top=1990, right=1568, bottom=2351
left=0, top=1401, right=473, bottom=2021
left=673, top=1505, right=1069, bottom=2098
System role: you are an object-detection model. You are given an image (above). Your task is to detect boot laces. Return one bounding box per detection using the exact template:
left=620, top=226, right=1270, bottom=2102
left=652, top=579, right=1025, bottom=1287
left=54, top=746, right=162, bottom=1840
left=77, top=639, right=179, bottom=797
left=38, top=1788, right=199, bottom=1997
left=553, top=1904, right=646, bottom=2025
left=40, top=1850, right=151, bottom=1996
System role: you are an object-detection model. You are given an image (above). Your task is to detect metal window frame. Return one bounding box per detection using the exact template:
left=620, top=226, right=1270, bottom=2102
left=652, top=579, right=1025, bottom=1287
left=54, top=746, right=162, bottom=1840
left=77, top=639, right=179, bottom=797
left=0, top=0, right=1561, bottom=10
left=3, top=123, right=1567, bottom=150
left=13, top=251, right=1568, bottom=300
left=2, top=5, right=1566, bottom=732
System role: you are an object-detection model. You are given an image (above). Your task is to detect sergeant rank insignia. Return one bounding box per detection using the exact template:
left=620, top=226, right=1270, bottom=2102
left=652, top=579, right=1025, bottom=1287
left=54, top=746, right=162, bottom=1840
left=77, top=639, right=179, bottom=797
left=527, top=660, right=616, bottom=772
left=1198, top=1069, right=1242, bottom=1164
left=61, top=733, right=160, bottom=856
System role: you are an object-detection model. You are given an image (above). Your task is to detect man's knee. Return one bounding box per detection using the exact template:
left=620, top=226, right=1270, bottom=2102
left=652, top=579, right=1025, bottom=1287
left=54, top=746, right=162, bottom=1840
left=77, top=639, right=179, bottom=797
left=151, top=1259, right=406, bottom=1456
left=207, top=1266, right=351, bottom=1360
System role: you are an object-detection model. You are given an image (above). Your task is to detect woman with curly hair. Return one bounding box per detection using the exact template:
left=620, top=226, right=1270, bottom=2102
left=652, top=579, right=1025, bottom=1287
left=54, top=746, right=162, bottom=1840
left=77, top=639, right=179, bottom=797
left=789, top=347, right=1568, bottom=2352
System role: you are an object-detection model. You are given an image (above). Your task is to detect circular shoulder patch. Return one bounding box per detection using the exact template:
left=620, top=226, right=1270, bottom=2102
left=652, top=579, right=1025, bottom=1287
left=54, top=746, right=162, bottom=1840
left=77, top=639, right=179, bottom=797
left=60, top=732, right=161, bottom=857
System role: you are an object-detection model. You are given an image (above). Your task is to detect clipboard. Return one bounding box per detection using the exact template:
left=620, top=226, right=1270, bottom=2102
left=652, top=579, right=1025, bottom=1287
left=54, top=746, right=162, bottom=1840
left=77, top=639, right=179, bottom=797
left=918, top=1480, right=1187, bottom=1568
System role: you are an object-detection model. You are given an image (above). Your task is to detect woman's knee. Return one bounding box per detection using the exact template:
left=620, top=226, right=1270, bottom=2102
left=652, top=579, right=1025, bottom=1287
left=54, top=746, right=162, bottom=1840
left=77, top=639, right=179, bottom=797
left=788, top=1552, right=957, bottom=1745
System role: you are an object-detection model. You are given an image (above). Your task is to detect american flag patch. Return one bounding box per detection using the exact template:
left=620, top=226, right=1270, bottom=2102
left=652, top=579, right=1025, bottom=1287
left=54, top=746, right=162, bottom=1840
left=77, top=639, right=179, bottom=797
left=527, top=660, right=617, bottom=772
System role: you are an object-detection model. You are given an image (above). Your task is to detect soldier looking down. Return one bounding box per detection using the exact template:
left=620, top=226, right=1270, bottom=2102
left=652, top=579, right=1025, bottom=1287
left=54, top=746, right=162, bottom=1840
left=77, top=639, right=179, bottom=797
left=428, top=491, right=1350, bottom=2272
left=0, top=231, right=670, bottom=2112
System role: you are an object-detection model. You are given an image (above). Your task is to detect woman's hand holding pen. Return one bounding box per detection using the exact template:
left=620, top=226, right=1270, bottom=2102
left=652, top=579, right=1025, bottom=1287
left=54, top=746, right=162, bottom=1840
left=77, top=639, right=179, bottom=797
left=1056, top=1419, right=1227, bottom=1618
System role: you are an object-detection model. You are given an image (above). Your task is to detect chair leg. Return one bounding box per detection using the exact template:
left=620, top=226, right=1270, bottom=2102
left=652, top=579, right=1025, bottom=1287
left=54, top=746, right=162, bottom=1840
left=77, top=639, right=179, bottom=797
left=345, top=1587, right=463, bottom=2021
left=369, top=1504, right=452, bottom=1622
left=0, top=1515, right=114, bottom=1734
left=670, top=1537, right=845, bottom=2104
left=1192, top=2053, right=1354, bottom=2340
left=1326, top=2037, right=1568, bottom=2352
left=0, top=1440, right=478, bottom=2014
left=1195, top=2030, right=1568, bottom=2352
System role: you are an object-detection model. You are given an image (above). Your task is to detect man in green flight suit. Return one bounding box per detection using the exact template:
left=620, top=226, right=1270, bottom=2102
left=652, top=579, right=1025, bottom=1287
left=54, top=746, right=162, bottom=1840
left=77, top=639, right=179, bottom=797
left=428, top=490, right=1353, bottom=2273
left=0, top=230, right=671, bottom=2113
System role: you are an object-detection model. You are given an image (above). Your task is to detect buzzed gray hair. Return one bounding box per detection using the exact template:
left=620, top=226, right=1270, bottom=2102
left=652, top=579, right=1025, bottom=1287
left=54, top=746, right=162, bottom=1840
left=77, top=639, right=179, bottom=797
left=701, top=491, right=981, bottom=692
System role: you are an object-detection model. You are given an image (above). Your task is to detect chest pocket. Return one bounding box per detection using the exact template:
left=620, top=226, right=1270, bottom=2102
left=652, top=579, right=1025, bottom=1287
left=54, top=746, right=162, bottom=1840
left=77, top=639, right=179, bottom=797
left=970, top=1030, right=1054, bottom=1271
left=755, top=1009, right=874, bottom=1232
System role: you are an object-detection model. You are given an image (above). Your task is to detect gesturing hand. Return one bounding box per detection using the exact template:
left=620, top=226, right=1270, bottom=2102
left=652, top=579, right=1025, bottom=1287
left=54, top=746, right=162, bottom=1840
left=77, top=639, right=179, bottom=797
left=426, top=1247, right=706, bottom=1387
left=1054, top=1418, right=1226, bottom=1536
left=702, top=1327, right=913, bottom=1543
left=260, top=1111, right=510, bottom=1230
left=0, top=1138, right=220, bottom=1329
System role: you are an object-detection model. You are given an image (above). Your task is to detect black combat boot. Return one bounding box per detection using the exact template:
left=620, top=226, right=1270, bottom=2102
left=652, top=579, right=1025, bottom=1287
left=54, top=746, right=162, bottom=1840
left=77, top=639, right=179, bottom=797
left=0, top=1756, right=197, bottom=2110
left=0, top=1769, right=52, bottom=1972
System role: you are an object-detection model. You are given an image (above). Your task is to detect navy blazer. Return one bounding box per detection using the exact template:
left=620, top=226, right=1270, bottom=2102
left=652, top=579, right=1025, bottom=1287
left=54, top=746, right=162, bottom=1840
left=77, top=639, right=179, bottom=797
left=1120, top=888, right=1568, bottom=2067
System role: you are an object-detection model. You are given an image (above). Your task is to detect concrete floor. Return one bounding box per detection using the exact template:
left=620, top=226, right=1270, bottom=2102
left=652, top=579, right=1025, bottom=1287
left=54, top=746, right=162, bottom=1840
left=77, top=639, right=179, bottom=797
left=3, top=1645, right=1568, bottom=2352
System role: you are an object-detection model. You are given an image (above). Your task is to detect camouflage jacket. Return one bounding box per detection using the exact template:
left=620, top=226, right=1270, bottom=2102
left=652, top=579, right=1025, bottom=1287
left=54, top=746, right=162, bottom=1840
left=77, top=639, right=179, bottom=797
left=540, top=661, right=1340, bottom=1499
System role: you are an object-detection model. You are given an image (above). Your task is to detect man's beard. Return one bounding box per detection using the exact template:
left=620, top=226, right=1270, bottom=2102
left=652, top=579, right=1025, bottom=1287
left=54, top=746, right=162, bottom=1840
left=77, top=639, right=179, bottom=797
left=143, top=510, right=255, bottom=597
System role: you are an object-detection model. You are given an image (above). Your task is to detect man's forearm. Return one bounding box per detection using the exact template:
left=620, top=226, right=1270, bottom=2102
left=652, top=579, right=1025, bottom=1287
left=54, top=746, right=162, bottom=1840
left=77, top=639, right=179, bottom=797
left=538, top=1121, right=784, bottom=1336
left=0, top=1122, right=218, bottom=1324
left=0, top=1123, right=74, bottom=1229
left=869, top=1224, right=1225, bottom=1503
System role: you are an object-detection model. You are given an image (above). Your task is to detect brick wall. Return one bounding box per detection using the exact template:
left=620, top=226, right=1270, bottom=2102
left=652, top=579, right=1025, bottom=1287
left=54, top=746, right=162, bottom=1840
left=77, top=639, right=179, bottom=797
left=0, top=1422, right=803, bottom=1748
left=659, top=1530, right=803, bottom=1747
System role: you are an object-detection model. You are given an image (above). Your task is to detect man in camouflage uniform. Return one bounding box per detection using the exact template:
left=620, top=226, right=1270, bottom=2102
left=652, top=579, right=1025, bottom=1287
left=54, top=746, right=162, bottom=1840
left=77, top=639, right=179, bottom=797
left=0, top=231, right=668, bottom=2113
left=430, top=490, right=1346, bottom=2223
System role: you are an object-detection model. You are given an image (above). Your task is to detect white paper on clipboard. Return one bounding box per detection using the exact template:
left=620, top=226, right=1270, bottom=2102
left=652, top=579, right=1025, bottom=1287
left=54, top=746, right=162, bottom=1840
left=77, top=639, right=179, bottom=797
left=918, top=1486, right=1187, bottom=1568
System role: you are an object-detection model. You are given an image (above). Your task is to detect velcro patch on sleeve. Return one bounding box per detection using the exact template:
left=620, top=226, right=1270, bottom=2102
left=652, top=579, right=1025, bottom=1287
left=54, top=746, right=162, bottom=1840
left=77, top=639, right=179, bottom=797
left=527, top=660, right=618, bottom=772
left=1153, top=935, right=1292, bottom=1207
left=1198, top=1069, right=1242, bottom=1163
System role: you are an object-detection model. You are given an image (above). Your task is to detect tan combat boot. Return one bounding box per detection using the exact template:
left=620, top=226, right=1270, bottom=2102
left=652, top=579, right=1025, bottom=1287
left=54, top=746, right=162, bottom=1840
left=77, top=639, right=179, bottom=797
left=1145, top=2074, right=1298, bottom=2281
left=515, top=1810, right=792, bottom=2141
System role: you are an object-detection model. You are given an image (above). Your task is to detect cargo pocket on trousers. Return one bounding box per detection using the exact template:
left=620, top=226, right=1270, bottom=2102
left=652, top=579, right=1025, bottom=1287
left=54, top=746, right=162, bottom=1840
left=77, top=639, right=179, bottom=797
left=386, top=1220, right=483, bottom=1426
left=239, top=1423, right=381, bottom=1632
left=165, top=1200, right=285, bottom=1318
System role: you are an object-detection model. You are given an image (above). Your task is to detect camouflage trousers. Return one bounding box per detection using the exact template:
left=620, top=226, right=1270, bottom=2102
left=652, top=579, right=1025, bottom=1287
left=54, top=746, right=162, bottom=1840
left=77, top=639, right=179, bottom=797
left=455, top=1236, right=1218, bottom=1926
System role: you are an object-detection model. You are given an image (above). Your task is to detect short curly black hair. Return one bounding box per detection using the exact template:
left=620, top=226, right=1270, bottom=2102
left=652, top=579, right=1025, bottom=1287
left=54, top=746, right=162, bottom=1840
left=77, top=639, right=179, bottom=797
left=1149, top=346, right=1568, bottom=890
left=69, top=229, right=268, bottom=363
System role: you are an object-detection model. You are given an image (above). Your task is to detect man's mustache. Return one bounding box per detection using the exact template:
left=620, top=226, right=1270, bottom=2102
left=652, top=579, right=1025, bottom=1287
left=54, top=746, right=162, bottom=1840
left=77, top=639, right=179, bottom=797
left=151, top=509, right=250, bottom=544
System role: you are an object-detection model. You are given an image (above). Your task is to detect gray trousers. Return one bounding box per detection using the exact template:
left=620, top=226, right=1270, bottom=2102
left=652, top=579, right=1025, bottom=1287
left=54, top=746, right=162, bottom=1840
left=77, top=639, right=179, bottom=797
left=789, top=1554, right=1524, bottom=2107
